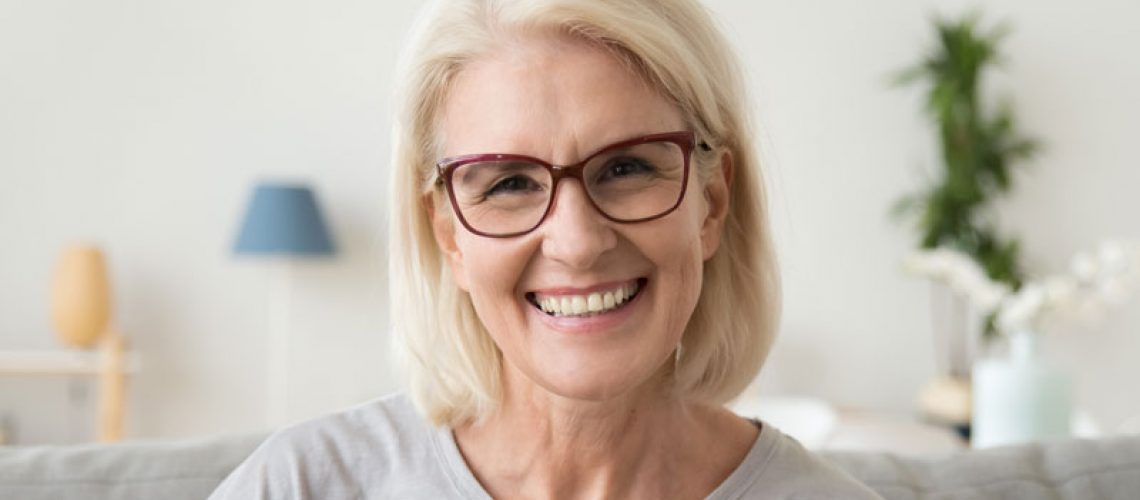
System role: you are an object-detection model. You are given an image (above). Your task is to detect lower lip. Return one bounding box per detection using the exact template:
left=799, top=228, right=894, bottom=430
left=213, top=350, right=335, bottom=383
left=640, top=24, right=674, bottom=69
left=529, top=282, right=647, bottom=334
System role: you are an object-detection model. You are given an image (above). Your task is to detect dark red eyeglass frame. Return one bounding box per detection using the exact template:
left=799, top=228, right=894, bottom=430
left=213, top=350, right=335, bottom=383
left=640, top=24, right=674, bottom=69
left=435, top=131, right=704, bottom=238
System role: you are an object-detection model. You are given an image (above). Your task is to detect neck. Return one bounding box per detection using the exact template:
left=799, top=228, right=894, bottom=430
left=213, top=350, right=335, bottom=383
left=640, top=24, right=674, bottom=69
left=453, top=365, right=757, bottom=499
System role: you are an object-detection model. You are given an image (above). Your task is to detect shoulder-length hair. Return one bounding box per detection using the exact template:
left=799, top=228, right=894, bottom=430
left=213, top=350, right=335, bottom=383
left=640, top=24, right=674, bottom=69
left=388, top=0, right=780, bottom=427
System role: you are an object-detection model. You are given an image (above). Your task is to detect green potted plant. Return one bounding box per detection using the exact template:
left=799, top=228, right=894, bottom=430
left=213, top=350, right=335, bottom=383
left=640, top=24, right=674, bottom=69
left=892, top=12, right=1040, bottom=432
left=893, top=12, right=1039, bottom=304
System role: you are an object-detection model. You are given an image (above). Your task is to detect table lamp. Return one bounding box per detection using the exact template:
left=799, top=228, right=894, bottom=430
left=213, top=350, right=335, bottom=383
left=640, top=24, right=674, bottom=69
left=233, top=182, right=336, bottom=426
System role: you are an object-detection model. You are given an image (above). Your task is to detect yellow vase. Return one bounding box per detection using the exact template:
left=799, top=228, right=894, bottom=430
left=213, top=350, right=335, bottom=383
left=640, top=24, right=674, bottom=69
left=51, top=245, right=112, bottom=349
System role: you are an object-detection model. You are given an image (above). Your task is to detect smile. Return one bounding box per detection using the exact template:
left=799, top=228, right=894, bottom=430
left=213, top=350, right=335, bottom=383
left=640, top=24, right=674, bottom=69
left=526, top=279, right=646, bottom=317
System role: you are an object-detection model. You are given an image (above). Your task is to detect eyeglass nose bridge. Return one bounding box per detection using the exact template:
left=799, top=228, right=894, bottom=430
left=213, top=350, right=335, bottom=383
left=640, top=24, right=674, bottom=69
left=540, top=158, right=610, bottom=227
left=547, top=157, right=590, bottom=183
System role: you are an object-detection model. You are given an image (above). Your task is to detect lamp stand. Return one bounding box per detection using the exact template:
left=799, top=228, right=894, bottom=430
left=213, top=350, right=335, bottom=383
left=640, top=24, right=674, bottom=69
left=266, top=259, right=293, bottom=428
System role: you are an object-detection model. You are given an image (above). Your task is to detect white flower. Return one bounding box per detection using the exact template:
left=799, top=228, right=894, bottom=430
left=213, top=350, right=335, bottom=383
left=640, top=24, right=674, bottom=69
left=1042, top=276, right=1078, bottom=315
left=906, top=249, right=975, bottom=281
left=997, top=284, right=1046, bottom=333
left=905, top=241, right=1140, bottom=337
left=970, top=280, right=1011, bottom=311
left=907, top=248, right=1010, bottom=313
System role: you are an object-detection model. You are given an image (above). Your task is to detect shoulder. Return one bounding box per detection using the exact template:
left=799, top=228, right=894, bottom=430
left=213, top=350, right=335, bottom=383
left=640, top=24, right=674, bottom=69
left=261, top=393, right=432, bottom=454
left=247, top=393, right=432, bottom=469
left=733, top=422, right=883, bottom=499
left=209, top=393, right=456, bottom=499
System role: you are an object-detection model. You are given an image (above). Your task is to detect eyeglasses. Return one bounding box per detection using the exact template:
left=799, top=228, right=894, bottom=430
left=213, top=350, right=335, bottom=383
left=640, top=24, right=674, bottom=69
left=436, top=131, right=703, bottom=237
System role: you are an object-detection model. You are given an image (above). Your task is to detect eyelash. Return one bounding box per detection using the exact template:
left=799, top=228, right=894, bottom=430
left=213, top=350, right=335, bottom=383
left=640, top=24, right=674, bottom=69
left=484, top=175, right=542, bottom=197
left=598, top=158, right=656, bottom=181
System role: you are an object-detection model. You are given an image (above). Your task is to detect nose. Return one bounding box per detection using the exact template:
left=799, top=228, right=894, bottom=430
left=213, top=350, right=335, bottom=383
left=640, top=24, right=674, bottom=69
left=539, top=179, right=617, bottom=270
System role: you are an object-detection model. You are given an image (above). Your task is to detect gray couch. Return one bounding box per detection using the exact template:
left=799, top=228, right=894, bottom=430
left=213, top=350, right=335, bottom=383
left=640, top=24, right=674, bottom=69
left=1, top=433, right=1138, bottom=499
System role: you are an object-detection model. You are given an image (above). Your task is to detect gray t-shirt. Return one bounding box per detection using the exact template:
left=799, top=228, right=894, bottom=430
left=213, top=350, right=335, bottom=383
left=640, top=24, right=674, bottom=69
left=210, top=394, right=881, bottom=499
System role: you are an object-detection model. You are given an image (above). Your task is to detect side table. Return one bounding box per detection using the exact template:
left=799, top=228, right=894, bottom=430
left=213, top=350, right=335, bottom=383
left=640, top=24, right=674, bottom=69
left=0, top=332, right=138, bottom=442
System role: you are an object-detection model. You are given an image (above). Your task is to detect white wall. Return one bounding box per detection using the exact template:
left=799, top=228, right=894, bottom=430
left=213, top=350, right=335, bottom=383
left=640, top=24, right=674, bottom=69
left=2, top=0, right=1138, bottom=444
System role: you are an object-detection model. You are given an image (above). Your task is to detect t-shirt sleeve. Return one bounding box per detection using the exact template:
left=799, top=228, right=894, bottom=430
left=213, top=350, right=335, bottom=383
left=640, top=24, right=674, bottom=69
left=764, top=433, right=884, bottom=499
left=208, top=426, right=366, bottom=500
left=208, top=449, right=273, bottom=498
left=209, top=433, right=304, bottom=499
left=208, top=395, right=468, bottom=500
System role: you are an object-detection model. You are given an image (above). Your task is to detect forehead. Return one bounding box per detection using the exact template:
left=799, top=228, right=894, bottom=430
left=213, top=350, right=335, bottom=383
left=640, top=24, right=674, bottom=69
left=438, top=35, right=686, bottom=162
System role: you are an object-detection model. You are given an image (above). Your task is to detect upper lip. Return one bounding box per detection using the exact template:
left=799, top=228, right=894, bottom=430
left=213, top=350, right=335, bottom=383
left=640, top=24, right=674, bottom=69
left=527, top=278, right=643, bottom=297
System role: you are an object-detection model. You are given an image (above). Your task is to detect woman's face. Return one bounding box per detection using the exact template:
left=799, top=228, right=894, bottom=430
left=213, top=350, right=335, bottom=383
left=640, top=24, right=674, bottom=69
left=432, top=35, right=730, bottom=402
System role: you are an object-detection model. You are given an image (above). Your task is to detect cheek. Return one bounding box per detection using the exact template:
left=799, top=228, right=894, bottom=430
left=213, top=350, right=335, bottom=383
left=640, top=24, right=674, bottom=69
left=649, top=202, right=708, bottom=338
left=456, top=234, right=535, bottom=328
left=675, top=185, right=712, bottom=279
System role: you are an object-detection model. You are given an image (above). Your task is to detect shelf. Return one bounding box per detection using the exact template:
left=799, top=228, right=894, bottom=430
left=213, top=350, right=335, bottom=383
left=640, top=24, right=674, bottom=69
left=0, top=349, right=140, bottom=375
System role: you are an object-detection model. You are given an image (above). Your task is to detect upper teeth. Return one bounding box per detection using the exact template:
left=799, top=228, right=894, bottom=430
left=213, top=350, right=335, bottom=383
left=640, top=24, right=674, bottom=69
left=535, top=281, right=640, bottom=317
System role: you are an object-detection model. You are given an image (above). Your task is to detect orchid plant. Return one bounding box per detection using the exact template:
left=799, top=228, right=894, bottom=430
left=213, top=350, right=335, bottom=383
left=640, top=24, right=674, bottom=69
left=907, top=241, right=1140, bottom=337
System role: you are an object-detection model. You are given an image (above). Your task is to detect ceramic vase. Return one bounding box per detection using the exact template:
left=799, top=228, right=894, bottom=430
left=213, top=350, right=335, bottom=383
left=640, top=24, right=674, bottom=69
left=971, top=330, right=1072, bottom=448
left=51, top=245, right=112, bottom=348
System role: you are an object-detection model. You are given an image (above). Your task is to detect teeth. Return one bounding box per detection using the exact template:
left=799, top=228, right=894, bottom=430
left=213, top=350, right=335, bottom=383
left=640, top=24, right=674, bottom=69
left=587, top=293, right=603, bottom=312
left=571, top=296, right=587, bottom=315
left=534, top=281, right=641, bottom=317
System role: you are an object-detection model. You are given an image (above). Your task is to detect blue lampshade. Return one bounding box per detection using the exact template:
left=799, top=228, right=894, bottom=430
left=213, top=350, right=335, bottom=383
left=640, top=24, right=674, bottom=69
left=233, top=182, right=336, bottom=256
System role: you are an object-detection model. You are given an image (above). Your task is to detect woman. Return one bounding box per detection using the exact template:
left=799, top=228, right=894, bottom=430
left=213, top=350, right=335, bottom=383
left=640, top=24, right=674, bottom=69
left=213, top=0, right=881, bottom=498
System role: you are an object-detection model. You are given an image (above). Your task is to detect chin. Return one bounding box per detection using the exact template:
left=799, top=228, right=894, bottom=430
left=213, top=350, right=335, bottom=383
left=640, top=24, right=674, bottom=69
left=520, top=355, right=671, bottom=403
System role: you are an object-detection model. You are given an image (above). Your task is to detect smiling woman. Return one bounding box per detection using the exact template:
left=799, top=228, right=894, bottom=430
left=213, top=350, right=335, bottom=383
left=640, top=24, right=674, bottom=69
left=210, top=0, right=880, bottom=498
left=402, top=0, right=776, bottom=430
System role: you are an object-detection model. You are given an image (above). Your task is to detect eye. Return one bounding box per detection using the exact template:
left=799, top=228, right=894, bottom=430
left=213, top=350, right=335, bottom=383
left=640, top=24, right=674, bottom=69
left=485, top=175, right=542, bottom=197
left=600, top=157, right=656, bottom=181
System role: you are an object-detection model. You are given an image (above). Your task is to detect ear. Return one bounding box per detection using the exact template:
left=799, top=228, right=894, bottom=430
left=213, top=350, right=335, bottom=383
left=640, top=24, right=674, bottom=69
left=425, top=192, right=470, bottom=291
left=700, top=151, right=733, bottom=261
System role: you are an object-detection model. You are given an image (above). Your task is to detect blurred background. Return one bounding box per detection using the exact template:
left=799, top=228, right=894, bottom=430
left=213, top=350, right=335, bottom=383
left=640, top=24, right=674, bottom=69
left=1, top=0, right=1137, bottom=447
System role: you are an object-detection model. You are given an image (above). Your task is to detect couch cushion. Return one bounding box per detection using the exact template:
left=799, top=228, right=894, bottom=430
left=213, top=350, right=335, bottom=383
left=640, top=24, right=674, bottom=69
left=0, top=433, right=266, bottom=500
left=822, top=436, right=1140, bottom=500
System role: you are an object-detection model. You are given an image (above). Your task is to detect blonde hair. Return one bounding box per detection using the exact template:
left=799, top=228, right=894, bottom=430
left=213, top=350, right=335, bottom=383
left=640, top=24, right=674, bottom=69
left=388, top=0, right=781, bottom=427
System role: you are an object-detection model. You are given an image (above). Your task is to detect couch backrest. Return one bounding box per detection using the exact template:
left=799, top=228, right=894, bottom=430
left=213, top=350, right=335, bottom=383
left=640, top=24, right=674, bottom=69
left=0, top=433, right=267, bottom=500
left=822, top=435, right=1140, bottom=500
left=3, top=433, right=1138, bottom=499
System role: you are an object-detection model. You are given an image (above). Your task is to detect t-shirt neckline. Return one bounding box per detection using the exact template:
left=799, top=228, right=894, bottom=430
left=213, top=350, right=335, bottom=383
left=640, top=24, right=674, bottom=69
left=429, top=418, right=777, bottom=499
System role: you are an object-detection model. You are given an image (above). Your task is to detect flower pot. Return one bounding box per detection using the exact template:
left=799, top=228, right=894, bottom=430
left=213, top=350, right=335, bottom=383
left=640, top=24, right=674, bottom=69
left=971, top=331, right=1071, bottom=448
